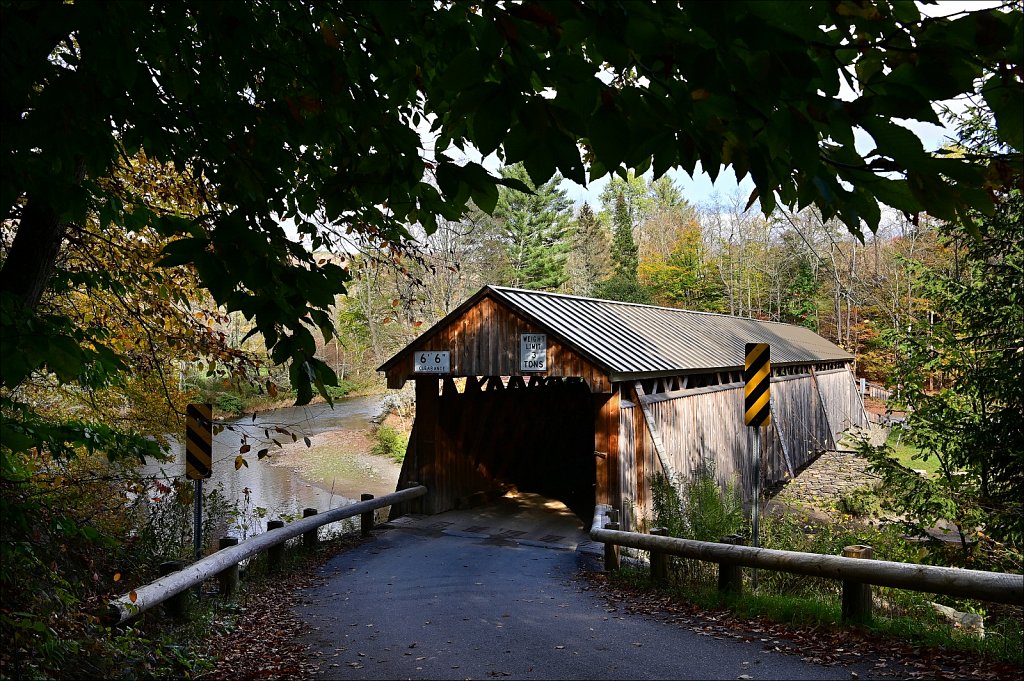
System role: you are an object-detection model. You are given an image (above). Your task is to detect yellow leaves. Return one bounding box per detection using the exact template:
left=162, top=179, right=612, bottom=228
left=234, top=455, right=248, bottom=470
left=835, top=1, right=881, bottom=20
left=113, top=572, right=121, bottom=582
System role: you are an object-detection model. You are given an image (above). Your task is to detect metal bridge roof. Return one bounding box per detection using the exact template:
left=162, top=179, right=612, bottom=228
left=378, top=285, right=853, bottom=383
left=488, top=286, right=852, bottom=381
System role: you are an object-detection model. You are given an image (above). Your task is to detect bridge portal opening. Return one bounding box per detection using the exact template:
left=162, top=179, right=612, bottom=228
left=432, top=377, right=597, bottom=522
left=458, top=378, right=598, bottom=518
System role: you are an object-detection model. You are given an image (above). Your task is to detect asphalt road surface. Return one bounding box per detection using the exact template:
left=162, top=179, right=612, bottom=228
left=294, top=503, right=881, bottom=680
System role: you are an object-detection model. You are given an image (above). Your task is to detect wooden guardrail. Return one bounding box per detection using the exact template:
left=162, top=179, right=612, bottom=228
left=590, top=505, right=1023, bottom=622
left=105, top=485, right=427, bottom=626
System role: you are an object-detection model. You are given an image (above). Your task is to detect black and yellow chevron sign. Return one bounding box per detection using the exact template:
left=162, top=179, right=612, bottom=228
left=185, top=403, right=213, bottom=480
left=744, top=343, right=771, bottom=428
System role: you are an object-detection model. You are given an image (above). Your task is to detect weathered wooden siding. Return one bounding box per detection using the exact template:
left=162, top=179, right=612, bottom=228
left=815, top=368, right=868, bottom=433
left=385, top=297, right=611, bottom=392
left=618, top=367, right=868, bottom=529
left=771, top=373, right=835, bottom=468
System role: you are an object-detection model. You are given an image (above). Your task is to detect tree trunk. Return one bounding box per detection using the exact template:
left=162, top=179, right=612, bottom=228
left=0, top=195, right=68, bottom=310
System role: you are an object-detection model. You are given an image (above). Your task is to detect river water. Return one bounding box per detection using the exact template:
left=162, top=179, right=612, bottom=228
left=142, top=394, right=398, bottom=530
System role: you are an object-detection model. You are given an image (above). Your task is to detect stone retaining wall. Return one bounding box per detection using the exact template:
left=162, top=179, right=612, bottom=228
left=771, top=448, right=880, bottom=511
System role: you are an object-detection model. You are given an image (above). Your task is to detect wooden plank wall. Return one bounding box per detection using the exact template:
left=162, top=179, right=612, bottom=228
left=815, top=368, right=869, bottom=433
left=771, top=374, right=833, bottom=469
left=386, top=297, right=610, bottom=392
left=620, top=364, right=867, bottom=528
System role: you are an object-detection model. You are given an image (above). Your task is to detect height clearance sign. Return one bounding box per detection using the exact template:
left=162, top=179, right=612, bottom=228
left=744, top=343, right=771, bottom=428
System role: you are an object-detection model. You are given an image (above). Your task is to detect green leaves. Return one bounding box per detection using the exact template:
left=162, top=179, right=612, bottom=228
left=983, top=74, right=1024, bottom=152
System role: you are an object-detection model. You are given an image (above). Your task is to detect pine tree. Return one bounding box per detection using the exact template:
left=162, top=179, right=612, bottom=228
left=595, top=192, right=649, bottom=303
left=610, top=192, right=638, bottom=278
left=492, top=164, right=573, bottom=290
left=566, top=203, right=611, bottom=296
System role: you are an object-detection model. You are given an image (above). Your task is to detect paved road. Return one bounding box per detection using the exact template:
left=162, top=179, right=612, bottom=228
left=293, top=497, right=880, bottom=680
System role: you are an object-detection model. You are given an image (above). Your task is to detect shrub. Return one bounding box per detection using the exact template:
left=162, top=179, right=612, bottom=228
left=839, top=485, right=883, bottom=517
left=214, top=392, right=244, bottom=414
left=650, top=465, right=744, bottom=585
left=371, top=425, right=408, bottom=463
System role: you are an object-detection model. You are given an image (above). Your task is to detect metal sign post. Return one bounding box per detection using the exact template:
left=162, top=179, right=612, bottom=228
left=193, top=479, right=203, bottom=565
left=744, top=343, right=771, bottom=589
left=185, top=404, right=213, bottom=579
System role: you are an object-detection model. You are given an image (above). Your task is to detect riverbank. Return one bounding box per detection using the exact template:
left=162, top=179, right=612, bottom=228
left=212, top=384, right=389, bottom=421
left=267, top=427, right=402, bottom=502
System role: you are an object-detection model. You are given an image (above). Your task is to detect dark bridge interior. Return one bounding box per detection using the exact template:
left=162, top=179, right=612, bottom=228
left=439, top=380, right=596, bottom=521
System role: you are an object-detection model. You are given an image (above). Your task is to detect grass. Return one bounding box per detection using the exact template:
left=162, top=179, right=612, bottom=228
left=609, top=566, right=1024, bottom=666
left=885, top=428, right=941, bottom=476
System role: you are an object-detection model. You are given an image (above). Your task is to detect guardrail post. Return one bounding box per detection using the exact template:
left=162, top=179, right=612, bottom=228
left=718, top=534, right=746, bottom=595
left=267, top=520, right=285, bottom=570
left=216, top=537, right=240, bottom=596
left=360, top=494, right=374, bottom=537
left=841, top=544, right=874, bottom=623
left=302, top=508, right=319, bottom=549
left=649, top=527, right=668, bottom=584
left=604, top=509, right=620, bottom=572
left=159, top=560, right=187, bottom=619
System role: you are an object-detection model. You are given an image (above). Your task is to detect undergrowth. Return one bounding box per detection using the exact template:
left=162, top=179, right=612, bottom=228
left=640, top=468, right=1024, bottom=667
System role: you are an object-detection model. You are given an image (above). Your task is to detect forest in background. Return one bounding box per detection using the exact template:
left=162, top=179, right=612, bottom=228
left=326, top=166, right=952, bottom=391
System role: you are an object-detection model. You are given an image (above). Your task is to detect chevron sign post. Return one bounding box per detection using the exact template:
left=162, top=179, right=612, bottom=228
left=185, top=403, right=213, bottom=568
left=744, top=343, right=771, bottom=428
left=744, top=343, right=770, bottom=577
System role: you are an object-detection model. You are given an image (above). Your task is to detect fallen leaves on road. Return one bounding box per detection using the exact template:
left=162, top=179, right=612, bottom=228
left=198, top=536, right=365, bottom=680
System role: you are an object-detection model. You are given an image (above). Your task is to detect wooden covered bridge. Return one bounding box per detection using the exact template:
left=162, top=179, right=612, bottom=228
left=379, top=285, right=868, bottom=531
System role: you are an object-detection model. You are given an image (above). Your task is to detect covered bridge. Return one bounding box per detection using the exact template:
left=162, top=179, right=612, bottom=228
left=379, top=285, right=868, bottom=531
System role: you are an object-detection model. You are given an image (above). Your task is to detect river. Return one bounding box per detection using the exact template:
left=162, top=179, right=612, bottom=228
left=142, top=394, right=401, bottom=535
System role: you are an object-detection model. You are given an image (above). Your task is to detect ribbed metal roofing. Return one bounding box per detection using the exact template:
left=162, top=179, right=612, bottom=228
left=489, top=286, right=852, bottom=381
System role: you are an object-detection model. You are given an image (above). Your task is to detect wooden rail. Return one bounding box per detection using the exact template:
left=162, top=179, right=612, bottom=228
left=105, top=485, right=427, bottom=625
left=590, top=505, right=1023, bottom=620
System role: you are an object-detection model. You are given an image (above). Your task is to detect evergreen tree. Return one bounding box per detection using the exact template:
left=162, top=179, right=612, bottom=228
left=566, top=203, right=611, bottom=296
left=492, top=164, right=572, bottom=290
left=610, top=192, right=639, bottom=278
left=595, top=192, right=650, bottom=303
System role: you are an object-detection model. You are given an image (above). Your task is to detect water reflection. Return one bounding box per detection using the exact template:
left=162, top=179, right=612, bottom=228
left=143, top=395, right=394, bottom=527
